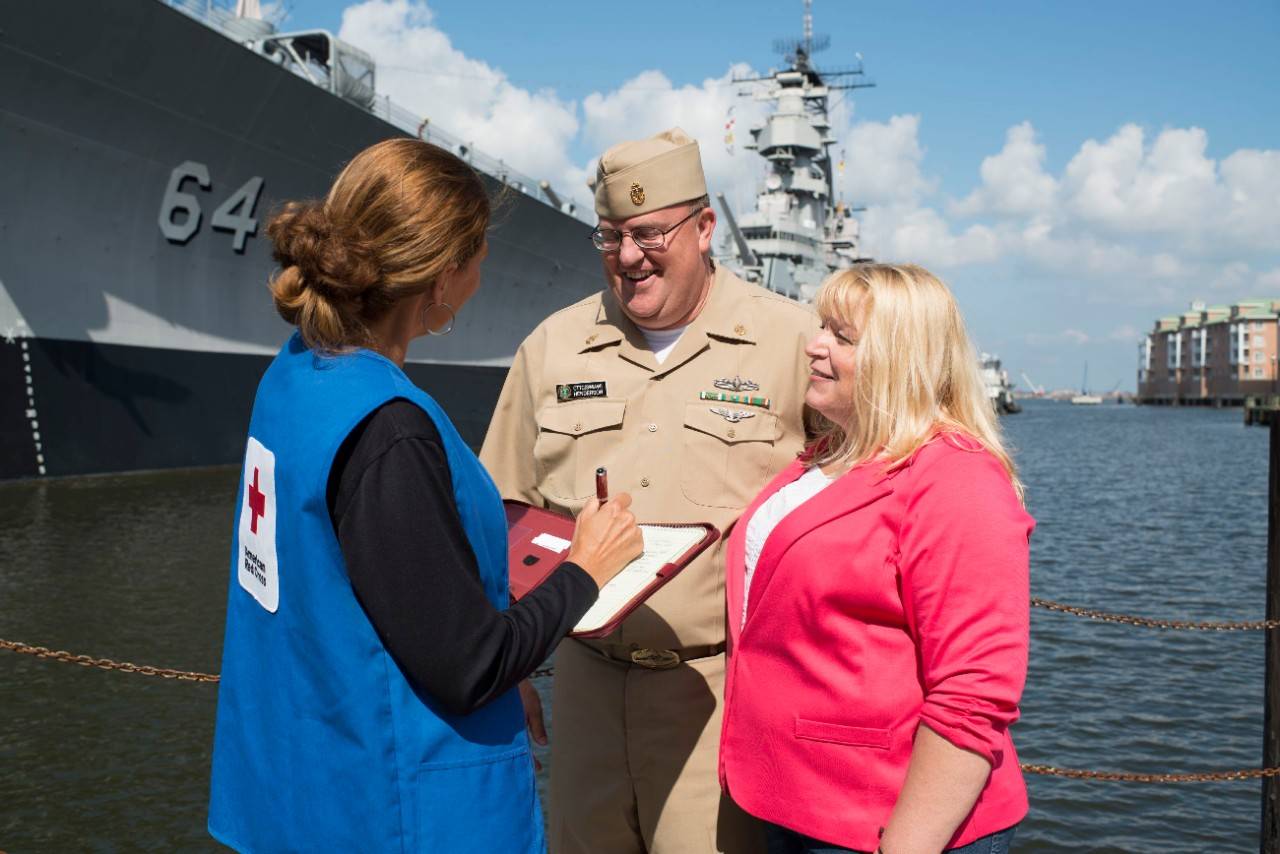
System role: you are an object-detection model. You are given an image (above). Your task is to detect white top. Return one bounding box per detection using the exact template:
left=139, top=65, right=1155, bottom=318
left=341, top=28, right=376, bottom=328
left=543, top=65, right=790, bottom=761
left=639, top=325, right=687, bottom=365
left=741, top=466, right=836, bottom=628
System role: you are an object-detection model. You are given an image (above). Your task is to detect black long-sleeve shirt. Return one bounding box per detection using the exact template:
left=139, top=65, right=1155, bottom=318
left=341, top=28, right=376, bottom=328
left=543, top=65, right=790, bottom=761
left=325, top=399, right=596, bottom=716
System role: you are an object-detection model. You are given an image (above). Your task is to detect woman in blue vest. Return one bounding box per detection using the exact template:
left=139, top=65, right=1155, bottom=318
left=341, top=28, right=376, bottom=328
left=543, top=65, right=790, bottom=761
left=209, top=138, right=642, bottom=853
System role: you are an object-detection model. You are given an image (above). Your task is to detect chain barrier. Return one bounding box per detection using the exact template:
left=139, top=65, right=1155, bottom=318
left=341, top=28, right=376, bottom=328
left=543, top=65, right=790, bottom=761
left=1020, top=764, right=1280, bottom=783
left=0, top=637, right=547, bottom=685
left=0, top=639, right=219, bottom=682
left=7, top=604, right=1280, bottom=784
left=1030, top=597, right=1280, bottom=631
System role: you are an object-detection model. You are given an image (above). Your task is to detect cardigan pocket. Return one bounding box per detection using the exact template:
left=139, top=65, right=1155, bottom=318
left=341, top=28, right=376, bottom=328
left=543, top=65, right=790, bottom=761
left=794, top=717, right=891, bottom=750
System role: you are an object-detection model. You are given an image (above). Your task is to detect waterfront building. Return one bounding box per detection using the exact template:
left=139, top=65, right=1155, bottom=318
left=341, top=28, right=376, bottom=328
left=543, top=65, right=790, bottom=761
left=1137, top=299, right=1280, bottom=405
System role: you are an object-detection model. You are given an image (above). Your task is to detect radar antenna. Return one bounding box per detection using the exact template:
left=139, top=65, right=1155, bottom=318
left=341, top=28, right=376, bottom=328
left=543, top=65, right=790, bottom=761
left=773, top=0, right=831, bottom=70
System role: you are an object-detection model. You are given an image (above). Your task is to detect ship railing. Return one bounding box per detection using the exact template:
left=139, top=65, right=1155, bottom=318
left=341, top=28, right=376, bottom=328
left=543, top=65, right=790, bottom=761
left=368, top=96, right=585, bottom=220
left=160, top=0, right=588, bottom=223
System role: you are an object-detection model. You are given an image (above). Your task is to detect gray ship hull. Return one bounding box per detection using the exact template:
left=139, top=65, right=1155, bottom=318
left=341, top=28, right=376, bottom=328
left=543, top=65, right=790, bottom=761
left=0, top=0, right=601, bottom=479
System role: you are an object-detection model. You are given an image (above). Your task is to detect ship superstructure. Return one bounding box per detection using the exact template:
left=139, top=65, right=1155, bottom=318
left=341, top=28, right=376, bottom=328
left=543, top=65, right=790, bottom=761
left=981, top=354, right=1022, bottom=415
left=716, top=0, right=873, bottom=301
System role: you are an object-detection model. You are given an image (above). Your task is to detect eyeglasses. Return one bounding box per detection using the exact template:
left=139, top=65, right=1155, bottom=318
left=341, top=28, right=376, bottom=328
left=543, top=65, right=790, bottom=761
left=589, top=208, right=702, bottom=252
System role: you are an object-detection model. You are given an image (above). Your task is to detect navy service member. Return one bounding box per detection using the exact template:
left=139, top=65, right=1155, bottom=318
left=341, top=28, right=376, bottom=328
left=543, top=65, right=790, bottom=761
left=208, top=138, right=641, bottom=853
left=481, top=128, right=817, bottom=854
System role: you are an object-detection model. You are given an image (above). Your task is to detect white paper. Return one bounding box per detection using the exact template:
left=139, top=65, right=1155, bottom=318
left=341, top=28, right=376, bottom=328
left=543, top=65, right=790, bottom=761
left=573, top=525, right=706, bottom=634
left=531, top=532, right=571, bottom=554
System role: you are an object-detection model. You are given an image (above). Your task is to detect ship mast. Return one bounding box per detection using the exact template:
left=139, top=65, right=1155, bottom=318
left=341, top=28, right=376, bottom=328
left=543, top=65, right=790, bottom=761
left=718, top=1, right=874, bottom=302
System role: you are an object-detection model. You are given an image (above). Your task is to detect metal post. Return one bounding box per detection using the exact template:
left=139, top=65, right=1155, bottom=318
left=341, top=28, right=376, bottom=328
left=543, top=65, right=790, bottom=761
left=1264, top=419, right=1280, bottom=852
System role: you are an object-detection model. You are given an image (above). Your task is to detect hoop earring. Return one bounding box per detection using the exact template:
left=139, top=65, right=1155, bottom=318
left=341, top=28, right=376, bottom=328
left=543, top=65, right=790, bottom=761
left=423, top=301, right=456, bottom=336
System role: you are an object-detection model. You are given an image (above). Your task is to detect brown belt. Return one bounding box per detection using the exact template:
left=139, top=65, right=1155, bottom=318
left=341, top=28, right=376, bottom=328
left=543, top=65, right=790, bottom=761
left=583, top=640, right=727, bottom=670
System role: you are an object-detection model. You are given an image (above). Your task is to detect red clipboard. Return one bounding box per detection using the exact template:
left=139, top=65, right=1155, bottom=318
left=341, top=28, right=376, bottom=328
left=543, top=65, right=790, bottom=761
left=503, top=500, right=720, bottom=639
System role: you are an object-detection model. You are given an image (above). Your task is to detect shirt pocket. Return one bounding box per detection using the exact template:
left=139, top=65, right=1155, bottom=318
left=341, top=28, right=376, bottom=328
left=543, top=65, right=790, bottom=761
left=679, top=402, right=781, bottom=509
left=533, top=399, right=627, bottom=501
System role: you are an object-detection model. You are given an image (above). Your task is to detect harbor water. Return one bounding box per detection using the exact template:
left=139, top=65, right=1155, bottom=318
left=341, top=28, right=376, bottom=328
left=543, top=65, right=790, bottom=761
left=0, top=401, right=1268, bottom=851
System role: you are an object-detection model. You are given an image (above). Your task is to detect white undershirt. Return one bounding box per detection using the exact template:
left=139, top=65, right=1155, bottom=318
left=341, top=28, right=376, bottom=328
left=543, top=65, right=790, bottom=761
left=639, top=325, right=687, bottom=365
left=741, top=466, right=836, bottom=628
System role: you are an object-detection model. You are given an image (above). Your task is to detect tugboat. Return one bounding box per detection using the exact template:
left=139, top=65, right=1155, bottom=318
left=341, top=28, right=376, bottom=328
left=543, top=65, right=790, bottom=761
left=715, top=0, right=874, bottom=301
left=981, top=353, right=1022, bottom=415
left=1071, top=363, right=1104, bottom=405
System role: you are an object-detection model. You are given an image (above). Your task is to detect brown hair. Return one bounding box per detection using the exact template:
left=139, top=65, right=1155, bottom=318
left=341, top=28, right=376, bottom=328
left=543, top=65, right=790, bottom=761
left=267, top=138, right=491, bottom=352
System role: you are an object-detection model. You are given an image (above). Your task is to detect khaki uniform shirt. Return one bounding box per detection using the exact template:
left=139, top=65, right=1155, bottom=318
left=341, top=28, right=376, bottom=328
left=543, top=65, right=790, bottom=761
left=481, top=266, right=816, bottom=650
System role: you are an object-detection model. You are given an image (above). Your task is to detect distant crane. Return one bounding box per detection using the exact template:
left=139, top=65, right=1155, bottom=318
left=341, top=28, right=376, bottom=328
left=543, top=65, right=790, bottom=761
left=1020, top=372, right=1045, bottom=397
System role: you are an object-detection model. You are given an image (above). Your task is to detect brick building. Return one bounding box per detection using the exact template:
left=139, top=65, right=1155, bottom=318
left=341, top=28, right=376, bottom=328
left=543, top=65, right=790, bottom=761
left=1137, top=299, right=1279, bottom=405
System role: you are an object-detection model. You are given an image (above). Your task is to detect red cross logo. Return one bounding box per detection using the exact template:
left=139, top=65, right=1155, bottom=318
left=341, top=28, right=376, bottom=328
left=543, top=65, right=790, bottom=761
left=248, top=467, right=266, bottom=534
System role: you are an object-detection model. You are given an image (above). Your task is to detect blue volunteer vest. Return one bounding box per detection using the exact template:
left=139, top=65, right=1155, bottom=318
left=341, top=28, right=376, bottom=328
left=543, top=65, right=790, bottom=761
left=209, top=333, right=543, bottom=853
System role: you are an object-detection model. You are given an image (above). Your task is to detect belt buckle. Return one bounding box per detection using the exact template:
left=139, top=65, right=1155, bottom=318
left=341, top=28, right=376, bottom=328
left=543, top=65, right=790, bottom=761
left=629, top=648, right=681, bottom=669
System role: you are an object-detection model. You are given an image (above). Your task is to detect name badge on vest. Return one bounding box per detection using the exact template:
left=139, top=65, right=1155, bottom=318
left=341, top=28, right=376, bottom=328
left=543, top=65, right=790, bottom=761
left=556, top=381, right=607, bottom=402
left=238, top=437, right=280, bottom=613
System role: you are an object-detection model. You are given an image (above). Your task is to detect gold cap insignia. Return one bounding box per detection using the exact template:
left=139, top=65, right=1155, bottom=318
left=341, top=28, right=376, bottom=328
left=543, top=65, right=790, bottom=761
left=630, top=182, right=645, bottom=206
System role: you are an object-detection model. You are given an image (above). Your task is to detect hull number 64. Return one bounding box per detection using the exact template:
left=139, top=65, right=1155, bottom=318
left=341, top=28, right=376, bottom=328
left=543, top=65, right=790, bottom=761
left=158, top=161, right=265, bottom=253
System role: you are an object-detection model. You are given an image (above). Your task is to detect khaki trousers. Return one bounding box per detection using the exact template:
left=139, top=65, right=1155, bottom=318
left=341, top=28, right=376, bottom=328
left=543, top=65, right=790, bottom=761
left=548, top=639, right=764, bottom=854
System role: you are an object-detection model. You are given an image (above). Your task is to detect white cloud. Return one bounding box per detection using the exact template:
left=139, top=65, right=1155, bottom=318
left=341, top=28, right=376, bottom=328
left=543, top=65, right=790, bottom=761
left=860, top=204, right=1002, bottom=269
left=1109, top=324, right=1140, bottom=342
left=1220, top=149, right=1280, bottom=249
left=953, top=121, right=1057, bottom=216
left=1024, top=328, right=1092, bottom=347
left=840, top=115, right=935, bottom=206
left=337, top=0, right=582, bottom=198
left=1208, top=261, right=1253, bottom=292
left=1258, top=267, right=1280, bottom=291
left=580, top=67, right=770, bottom=214
left=1056, top=124, right=1263, bottom=252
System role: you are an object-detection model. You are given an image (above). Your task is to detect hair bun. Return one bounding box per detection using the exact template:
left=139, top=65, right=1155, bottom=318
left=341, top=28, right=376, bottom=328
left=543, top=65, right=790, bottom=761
left=267, top=202, right=382, bottom=302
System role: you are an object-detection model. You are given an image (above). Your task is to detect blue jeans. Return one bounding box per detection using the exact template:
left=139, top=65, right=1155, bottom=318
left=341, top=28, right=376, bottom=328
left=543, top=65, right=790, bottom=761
left=764, top=822, right=1017, bottom=854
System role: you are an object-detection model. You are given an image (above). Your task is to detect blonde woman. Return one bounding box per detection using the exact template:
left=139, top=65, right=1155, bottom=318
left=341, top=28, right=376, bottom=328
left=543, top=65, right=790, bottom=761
left=719, top=264, right=1032, bottom=854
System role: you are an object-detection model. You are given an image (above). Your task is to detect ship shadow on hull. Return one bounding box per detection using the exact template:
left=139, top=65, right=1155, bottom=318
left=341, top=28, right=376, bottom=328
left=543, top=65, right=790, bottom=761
left=2, top=338, right=508, bottom=480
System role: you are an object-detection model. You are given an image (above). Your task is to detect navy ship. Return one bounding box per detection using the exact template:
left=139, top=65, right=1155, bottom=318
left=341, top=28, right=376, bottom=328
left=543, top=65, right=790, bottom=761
left=0, top=0, right=601, bottom=479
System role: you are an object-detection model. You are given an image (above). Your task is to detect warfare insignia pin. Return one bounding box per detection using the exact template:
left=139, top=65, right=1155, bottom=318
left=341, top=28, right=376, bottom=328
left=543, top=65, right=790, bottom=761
left=713, top=375, right=760, bottom=392
left=710, top=407, right=755, bottom=424
left=630, top=182, right=645, bottom=206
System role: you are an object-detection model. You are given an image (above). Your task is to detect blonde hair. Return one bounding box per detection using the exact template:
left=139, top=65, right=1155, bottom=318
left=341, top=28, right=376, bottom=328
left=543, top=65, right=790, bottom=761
left=267, top=138, right=490, bottom=353
left=810, top=263, right=1023, bottom=500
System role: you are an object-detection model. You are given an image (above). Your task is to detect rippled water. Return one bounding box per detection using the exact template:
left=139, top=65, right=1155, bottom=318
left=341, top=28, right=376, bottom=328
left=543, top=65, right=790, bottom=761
left=1009, top=402, right=1268, bottom=851
left=0, top=401, right=1270, bottom=851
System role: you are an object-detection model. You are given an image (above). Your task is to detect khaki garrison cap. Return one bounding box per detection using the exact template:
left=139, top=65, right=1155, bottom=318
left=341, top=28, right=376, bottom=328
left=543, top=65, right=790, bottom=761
left=589, top=127, right=707, bottom=219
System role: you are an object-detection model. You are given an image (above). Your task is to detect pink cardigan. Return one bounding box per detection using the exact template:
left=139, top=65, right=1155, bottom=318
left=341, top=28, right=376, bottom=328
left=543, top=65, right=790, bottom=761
left=719, top=435, right=1033, bottom=851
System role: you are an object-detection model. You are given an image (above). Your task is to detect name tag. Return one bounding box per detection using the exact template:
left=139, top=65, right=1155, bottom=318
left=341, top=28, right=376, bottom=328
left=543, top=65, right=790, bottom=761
left=556, top=381, right=607, bottom=401
left=238, top=436, right=280, bottom=613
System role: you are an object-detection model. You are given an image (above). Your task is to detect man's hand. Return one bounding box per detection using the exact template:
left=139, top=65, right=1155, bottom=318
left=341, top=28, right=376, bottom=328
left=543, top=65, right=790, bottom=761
left=518, top=679, right=547, bottom=770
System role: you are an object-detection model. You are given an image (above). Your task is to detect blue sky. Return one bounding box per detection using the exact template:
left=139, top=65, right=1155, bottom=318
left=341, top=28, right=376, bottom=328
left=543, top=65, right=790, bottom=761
left=280, top=0, right=1279, bottom=393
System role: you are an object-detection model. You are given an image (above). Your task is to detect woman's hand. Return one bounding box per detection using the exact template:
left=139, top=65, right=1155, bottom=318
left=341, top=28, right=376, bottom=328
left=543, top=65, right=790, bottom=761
left=566, top=494, right=643, bottom=590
